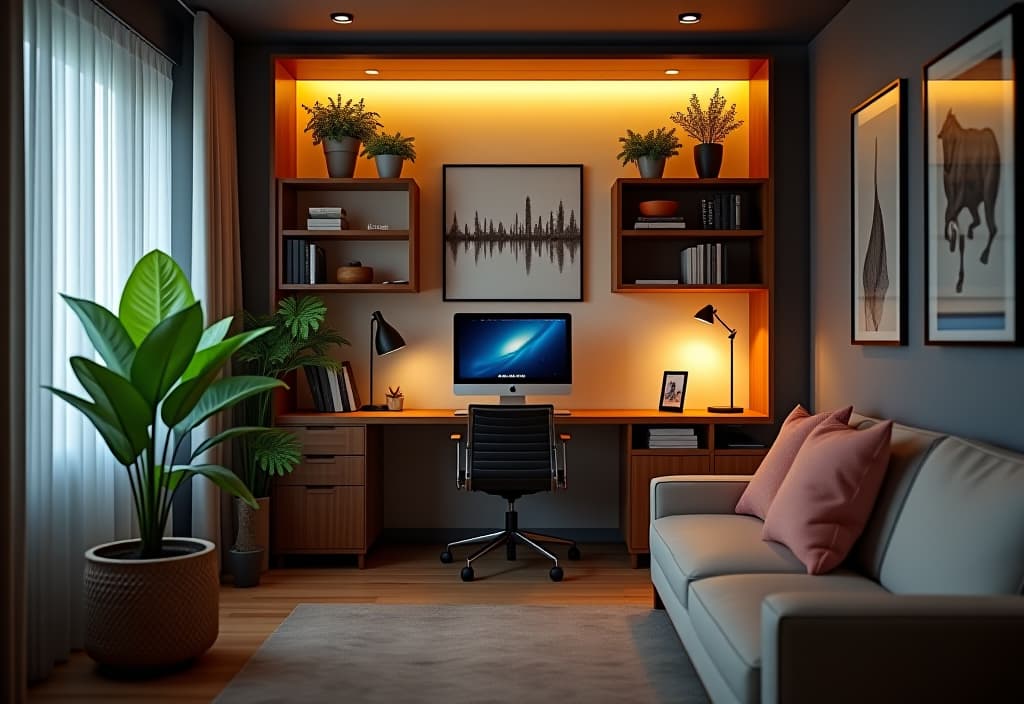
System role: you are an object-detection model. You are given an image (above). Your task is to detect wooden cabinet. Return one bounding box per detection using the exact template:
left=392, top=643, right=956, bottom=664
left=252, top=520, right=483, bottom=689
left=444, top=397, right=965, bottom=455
left=272, top=422, right=378, bottom=568
left=275, top=178, right=420, bottom=293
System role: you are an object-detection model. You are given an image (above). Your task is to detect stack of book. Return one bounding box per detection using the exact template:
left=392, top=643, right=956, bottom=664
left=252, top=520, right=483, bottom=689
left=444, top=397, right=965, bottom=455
left=680, top=243, right=726, bottom=284
left=303, top=361, right=362, bottom=412
left=633, top=216, right=686, bottom=229
left=283, top=240, right=327, bottom=284
left=699, top=193, right=743, bottom=229
left=648, top=427, right=699, bottom=449
left=306, top=206, right=346, bottom=230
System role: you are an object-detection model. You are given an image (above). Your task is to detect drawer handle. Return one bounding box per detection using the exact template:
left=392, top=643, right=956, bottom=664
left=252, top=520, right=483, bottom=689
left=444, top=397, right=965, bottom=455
left=304, top=455, right=337, bottom=463
left=306, top=486, right=337, bottom=493
left=304, top=426, right=336, bottom=432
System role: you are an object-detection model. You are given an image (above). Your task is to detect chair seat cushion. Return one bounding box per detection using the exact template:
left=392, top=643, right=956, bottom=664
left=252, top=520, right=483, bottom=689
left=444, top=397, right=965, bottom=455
left=649, top=514, right=806, bottom=608
left=688, top=572, right=886, bottom=704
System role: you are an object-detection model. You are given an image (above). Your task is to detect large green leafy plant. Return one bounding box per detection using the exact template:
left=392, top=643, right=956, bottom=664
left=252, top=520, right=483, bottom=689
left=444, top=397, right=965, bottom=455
left=234, top=296, right=348, bottom=498
left=616, top=127, right=682, bottom=165
left=301, top=94, right=381, bottom=144
left=47, top=250, right=283, bottom=558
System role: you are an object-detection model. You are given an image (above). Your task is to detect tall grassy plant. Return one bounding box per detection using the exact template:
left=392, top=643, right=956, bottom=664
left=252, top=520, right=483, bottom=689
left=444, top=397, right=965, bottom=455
left=47, top=251, right=284, bottom=558
left=234, top=296, right=349, bottom=497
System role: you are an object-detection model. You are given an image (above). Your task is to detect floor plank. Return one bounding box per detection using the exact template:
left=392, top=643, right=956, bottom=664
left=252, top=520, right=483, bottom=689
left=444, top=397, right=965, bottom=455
left=28, top=543, right=652, bottom=703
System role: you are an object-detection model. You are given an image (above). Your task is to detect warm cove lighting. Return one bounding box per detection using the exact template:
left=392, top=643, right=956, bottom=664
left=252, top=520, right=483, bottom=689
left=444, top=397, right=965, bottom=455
left=330, top=12, right=354, bottom=24
left=679, top=13, right=702, bottom=24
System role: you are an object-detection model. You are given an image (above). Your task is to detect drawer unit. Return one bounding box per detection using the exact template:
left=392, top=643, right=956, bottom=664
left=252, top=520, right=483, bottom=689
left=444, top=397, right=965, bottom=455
left=278, top=455, right=365, bottom=486
left=291, top=425, right=365, bottom=454
left=273, top=485, right=365, bottom=551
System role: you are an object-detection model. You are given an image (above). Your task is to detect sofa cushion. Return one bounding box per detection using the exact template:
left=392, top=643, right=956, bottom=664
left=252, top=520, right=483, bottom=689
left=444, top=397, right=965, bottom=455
left=735, top=404, right=853, bottom=520
left=879, top=436, right=1024, bottom=595
left=688, top=572, right=886, bottom=704
left=650, top=514, right=805, bottom=608
left=763, top=418, right=893, bottom=574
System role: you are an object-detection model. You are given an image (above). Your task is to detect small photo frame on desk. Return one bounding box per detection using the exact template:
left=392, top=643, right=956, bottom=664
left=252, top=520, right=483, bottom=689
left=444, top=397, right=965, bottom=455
left=658, top=371, right=688, bottom=412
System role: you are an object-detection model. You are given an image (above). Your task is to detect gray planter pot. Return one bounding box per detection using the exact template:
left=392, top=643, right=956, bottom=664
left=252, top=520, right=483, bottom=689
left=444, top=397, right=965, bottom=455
left=374, top=154, right=405, bottom=178
left=637, top=156, right=666, bottom=179
left=322, top=136, right=360, bottom=178
left=227, top=548, right=264, bottom=588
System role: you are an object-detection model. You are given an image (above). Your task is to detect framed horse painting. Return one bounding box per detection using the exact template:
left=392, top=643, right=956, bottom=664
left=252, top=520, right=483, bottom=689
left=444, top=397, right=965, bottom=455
left=924, top=5, right=1023, bottom=344
left=851, top=79, right=906, bottom=345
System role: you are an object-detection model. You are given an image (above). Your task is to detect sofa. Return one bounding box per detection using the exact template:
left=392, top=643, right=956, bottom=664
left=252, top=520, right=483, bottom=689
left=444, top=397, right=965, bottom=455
left=650, top=413, right=1024, bottom=704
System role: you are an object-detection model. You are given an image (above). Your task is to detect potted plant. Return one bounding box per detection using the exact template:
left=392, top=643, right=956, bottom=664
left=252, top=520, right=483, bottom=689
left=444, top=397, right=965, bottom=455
left=670, top=88, right=745, bottom=178
left=47, top=250, right=282, bottom=667
left=616, top=127, right=682, bottom=178
left=232, top=296, right=348, bottom=577
left=360, top=130, right=417, bottom=178
left=301, top=94, right=381, bottom=178
left=386, top=385, right=404, bottom=411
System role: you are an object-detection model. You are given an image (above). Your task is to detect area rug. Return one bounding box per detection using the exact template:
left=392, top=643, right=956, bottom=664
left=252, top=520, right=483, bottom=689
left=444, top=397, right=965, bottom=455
left=215, top=604, right=709, bottom=703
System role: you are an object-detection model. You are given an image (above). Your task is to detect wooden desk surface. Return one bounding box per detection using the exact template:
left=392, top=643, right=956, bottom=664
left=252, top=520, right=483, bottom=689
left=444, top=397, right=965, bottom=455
left=277, top=408, right=771, bottom=426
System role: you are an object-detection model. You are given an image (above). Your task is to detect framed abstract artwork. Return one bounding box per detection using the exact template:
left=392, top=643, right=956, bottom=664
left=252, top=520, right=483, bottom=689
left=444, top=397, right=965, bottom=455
left=924, top=6, right=1023, bottom=344
left=851, top=78, right=906, bottom=345
left=442, top=164, right=584, bottom=301
left=658, top=371, right=688, bottom=412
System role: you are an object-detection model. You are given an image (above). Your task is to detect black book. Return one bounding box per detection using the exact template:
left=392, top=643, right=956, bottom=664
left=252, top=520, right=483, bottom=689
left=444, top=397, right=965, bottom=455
left=317, top=365, right=337, bottom=411
left=303, top=365, right=325, bottom=412
left=714, top=194, right=722, bottom=230
left=315, top=245, right=326, bottom=284
left=285, top=240, right=293, bottom=284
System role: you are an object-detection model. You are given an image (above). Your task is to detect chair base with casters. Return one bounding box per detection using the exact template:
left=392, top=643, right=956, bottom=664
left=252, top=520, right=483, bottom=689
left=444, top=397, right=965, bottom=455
left=440, top=404, right=580, bottom=582
left=440, top=500, right=581, bottom=582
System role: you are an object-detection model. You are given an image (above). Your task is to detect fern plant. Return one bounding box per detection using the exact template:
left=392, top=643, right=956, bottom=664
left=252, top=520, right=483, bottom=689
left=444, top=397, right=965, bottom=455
left=669, top=88, right=744, bottom=144
left=360, top=130, right=417, bottom=161
left=301, top=95, right=381, bottom=145
left=616, top=127, right=682, bottom=165
left=234, top=296, right=349, bottom=496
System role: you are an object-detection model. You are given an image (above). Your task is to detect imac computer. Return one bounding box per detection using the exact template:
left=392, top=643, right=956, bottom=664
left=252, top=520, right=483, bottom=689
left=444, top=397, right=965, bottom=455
left=453, top=312, right=572, bottom=408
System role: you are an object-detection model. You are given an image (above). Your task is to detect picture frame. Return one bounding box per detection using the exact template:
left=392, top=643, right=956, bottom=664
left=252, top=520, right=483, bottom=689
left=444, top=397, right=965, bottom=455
left=924, top=6, right=1023, bottom=344
left=658, top=371, right=688, bottom=413
left=442, top=164, right=584, bottom=301
left=851, top=78, right=906, bottom=345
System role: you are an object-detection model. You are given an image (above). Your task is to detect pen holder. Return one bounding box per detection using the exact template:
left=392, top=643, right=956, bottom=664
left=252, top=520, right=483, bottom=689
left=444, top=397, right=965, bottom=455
left=386, top=396, right=404, bottom=411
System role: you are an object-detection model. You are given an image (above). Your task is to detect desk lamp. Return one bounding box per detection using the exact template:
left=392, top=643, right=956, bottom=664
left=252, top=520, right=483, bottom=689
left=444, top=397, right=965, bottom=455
left=360, top=310, right=406, bottom=411
left=694, top=304, right=742, bottom=414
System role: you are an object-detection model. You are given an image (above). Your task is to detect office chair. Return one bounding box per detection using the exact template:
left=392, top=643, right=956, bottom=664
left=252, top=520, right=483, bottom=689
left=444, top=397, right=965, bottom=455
left=440, top=404, right=581, bottom=582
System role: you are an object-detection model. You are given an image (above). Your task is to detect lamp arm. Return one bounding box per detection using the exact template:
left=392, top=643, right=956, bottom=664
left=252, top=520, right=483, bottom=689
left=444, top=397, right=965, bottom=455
left=713, top=311, right=737, bottom=336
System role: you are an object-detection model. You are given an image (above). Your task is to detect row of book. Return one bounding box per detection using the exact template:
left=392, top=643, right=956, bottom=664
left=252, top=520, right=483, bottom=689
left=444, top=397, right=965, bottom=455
left=303, top=362, right=362, bottom=413
left=700, top=193, right=744, bottom=229
left=680, top=243, right=727, bottom=285
left=632, top=215, right=686, bottom=230
left=307, top=206, right=347, bottom=231
left=284, top=239, right=328, bottom=284
left=648, top=427, right=698, bottom=449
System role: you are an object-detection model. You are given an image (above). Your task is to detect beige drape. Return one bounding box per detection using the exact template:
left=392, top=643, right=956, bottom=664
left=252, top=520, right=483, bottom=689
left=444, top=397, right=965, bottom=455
left=191, top=10, right=243, bottom=550
left=2, top=0, right=27, bottom=699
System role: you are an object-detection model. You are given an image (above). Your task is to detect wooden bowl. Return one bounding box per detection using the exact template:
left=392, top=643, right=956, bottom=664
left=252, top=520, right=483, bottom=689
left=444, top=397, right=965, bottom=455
left=638, top=200, right=678, bottom=217
left=336, top=266, right=373, bottom=284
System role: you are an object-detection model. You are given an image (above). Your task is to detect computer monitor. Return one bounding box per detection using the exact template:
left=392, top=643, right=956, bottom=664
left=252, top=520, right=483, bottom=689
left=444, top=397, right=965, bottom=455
left=453, top=312, right=572, bottom=404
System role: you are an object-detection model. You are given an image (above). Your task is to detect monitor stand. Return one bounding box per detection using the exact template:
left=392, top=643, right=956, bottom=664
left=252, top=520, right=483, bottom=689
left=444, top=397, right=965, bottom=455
left=498, top=395, right=526, bottom=405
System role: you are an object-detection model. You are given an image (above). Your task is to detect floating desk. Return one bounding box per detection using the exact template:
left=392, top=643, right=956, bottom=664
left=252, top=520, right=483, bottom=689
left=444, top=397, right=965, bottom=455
left=274, top=409, right=770, bottom=568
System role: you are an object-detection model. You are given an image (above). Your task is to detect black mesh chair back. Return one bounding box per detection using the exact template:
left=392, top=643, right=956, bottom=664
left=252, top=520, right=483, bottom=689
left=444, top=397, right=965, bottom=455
left=467, top=404, right=555, bottom=499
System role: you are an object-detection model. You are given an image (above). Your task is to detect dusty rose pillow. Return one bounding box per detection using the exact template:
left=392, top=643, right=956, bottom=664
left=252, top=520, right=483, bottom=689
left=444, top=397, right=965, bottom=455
left=762, top=417, right=894, bottom=574
left=734, top=404, right=853, bottom=519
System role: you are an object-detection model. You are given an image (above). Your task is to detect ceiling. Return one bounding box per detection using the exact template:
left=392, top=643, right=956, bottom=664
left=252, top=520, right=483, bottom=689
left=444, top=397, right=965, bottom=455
left=189, top=0, right=851, bottom=45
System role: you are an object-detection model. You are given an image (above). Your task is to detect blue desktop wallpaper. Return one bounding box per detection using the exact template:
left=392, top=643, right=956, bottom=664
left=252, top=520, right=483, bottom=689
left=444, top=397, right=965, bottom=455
left=455, top=318, right=571, bottom=381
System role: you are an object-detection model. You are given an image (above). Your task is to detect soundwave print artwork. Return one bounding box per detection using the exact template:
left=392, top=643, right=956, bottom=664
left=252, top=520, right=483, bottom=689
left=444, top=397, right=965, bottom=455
left=862, top=139, right=890, bottom=332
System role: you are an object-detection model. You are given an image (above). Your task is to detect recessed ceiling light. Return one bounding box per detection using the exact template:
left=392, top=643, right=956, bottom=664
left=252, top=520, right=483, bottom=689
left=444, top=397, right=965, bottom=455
left=678, top=13, right=702, bottom=24
left=364, top=69, right=380, bottom=76
left=330, top=12, right=354, bottom=24
left=664, top=69, right=680, bottom=75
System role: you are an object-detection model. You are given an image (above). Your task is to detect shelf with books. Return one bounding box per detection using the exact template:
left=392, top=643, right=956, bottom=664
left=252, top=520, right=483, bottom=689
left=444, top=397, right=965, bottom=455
left=621, top=228, right=763, bottom=238
left=282, top=229, right=411, bottom=241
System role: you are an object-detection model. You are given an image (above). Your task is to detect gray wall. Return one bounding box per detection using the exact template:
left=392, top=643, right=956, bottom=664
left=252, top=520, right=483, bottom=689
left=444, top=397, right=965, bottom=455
left=810, top=0, right=1024, bottom=451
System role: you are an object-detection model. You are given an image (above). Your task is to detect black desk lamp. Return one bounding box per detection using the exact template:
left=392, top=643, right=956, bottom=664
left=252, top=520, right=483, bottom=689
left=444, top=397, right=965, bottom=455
left=360, top=310, right=406, bottom=411
left=694, top=304, right=743, bottom=414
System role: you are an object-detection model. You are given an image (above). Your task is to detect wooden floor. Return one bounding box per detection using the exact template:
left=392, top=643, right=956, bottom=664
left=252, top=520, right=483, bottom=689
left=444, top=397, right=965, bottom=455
left=28, top=543, right=653, bottom=702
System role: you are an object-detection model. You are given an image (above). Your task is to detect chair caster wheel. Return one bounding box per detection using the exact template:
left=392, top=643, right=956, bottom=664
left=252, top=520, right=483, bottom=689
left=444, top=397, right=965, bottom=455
left=440, top=550, right=453, bottom=564
left=549, top=566, right=564, bottom=582
left=460, top=566, right=475, bottom=582
left=568, top=546, right=581, bottom=561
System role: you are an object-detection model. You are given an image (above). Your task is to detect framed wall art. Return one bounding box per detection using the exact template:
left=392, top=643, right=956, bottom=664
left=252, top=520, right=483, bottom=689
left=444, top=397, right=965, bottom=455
left=442, top=164, right=584, bottom=301
left=924, top=6, right=1023, bottom=344
left=851, top=78, right=907, bottom=345
left=658, top=371, right=688, bottom=412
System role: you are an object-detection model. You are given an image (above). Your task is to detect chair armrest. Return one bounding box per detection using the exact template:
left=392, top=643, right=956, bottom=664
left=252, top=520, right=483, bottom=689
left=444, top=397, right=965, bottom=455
left=761, top=592, right=1024, bottom=704
left=650, top=475, right=751, bottom=519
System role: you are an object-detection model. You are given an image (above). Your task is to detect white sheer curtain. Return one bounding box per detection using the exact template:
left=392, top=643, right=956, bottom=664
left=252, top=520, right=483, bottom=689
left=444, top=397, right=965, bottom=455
left=23, top=0, right=173, bottom=680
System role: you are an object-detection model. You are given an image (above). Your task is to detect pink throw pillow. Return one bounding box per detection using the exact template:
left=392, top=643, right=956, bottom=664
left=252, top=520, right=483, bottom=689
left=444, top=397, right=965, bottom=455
left=734, top=404, right=853, bottom=519
left=762, top=418, right=894, bottom=575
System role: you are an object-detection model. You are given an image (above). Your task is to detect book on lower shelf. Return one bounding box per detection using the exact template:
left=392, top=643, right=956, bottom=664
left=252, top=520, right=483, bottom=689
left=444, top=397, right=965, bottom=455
left=283, top=240, right=327, bottom=284
left=306, top=218, right=342, bottom=229
left=648, top=439, right=700, bottom=448
left=634, top=278, right=679, bottom=285
left=680, top=243, right=726, bottom=285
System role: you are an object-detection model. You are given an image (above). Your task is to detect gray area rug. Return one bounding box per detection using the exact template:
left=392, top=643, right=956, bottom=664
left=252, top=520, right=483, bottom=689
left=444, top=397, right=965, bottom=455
left=215, top=604, right=709, bottom=703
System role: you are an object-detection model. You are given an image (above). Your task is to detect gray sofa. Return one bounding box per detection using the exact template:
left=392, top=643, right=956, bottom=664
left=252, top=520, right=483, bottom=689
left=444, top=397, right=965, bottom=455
left=650, top=414, right=1024, bottom=704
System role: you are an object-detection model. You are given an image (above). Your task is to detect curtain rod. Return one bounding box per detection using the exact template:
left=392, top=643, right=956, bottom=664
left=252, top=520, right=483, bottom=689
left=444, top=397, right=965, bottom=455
left=176, top=0, right=196, bottom=18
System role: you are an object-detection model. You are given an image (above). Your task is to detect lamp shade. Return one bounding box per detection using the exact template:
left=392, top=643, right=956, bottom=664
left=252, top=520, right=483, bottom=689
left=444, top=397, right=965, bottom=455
left=372, top=310, right=406, bottom=355
left=694, top=304, right=716, bottom=325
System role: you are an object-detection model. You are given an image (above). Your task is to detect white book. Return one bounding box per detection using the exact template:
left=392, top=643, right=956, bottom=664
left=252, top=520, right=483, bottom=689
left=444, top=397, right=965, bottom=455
left=309, top=207, right=344, bottom=218
left=635, top=279, right=678, bottom=285
left=341, top=366, right=357, bottom=411
left=326, top=368, right=344, bottom=411
left=633, top=222, right=686, bottom=229
left=649, top=428, right=695, bottom=435
left=307, top=218, right=342, bottom=229
left=649, top=441, right=700, bottom=448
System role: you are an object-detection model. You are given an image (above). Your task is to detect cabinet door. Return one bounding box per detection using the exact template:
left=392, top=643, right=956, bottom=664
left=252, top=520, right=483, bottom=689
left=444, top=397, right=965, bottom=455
left=628, top=455, right=711, bottom=553
left=713, top=453, right=766, bottom=475
left=273, top=485, right=365, bottom=551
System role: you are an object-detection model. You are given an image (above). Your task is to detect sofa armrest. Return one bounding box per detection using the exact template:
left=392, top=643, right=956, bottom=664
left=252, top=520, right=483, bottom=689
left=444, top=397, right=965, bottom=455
left=761, top=592, right=1024, bottom=704
left=650, top=475, right=751, bottom=519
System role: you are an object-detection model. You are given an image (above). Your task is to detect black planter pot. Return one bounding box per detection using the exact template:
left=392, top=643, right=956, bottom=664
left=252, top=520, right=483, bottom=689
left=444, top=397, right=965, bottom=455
left=694, top=143, right=724, bottom=179
left=227, top=548, right=264, bottom=588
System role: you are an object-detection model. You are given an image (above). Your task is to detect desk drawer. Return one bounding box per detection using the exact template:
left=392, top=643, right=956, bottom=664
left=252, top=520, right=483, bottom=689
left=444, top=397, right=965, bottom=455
left=279, top=455, right=365, bottom=486
left=290, top=426, right=365, bottom=454
left=273, top=485, right=365, bottom=551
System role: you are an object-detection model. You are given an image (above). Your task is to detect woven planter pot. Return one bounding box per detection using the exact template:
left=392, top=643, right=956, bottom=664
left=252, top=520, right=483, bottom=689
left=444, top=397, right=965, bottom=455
left=84, top=538, right=218, bottom=668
